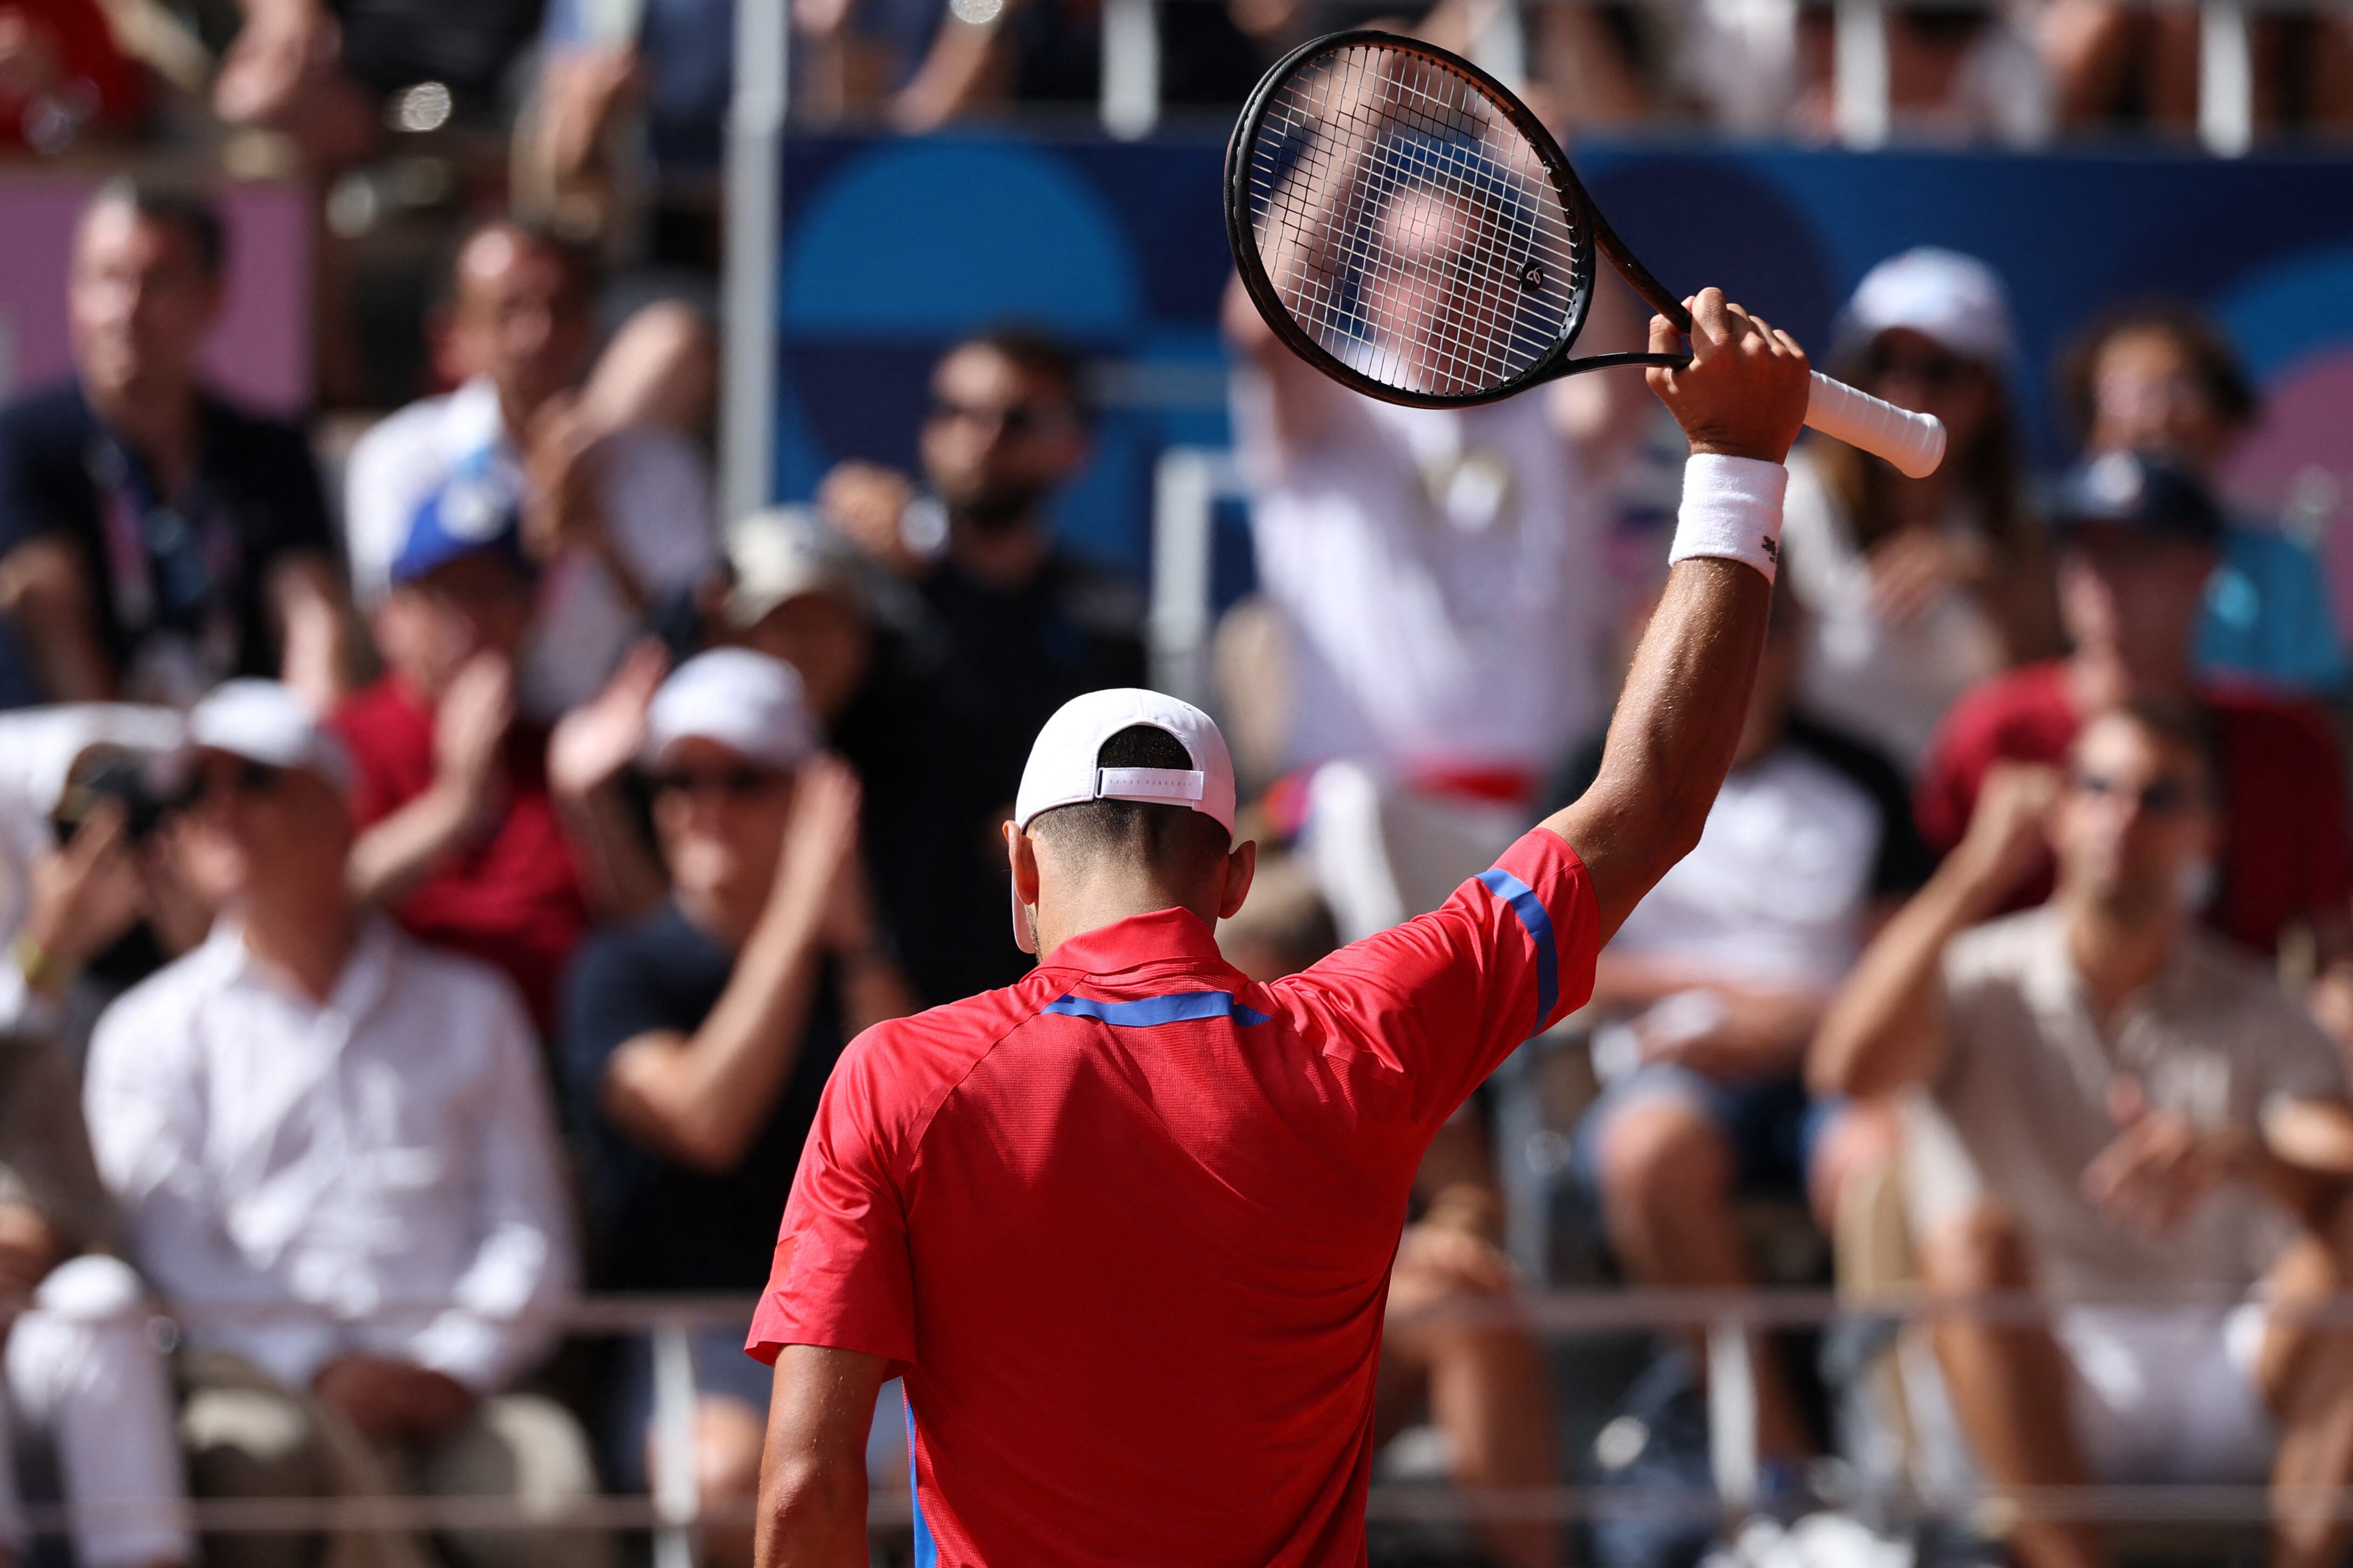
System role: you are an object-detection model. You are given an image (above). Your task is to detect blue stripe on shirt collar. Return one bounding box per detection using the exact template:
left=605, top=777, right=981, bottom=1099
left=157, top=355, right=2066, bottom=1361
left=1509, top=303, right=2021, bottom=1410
left=1477, top=869, right=1558, bottom=1027
left=1043, top=991, right=1271, bottom=1027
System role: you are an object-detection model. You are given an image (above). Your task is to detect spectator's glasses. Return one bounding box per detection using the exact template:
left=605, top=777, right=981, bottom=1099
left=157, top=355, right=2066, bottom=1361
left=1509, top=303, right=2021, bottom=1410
left=925, top=396, right=1072, bottom=438
left=2069, top=770, right=2203, bottom=816
left=651, top=765, right=785, bottom=799
left=187, top=759, right=285, bottom=803
left=1868, top=344, right=1970, bottom=390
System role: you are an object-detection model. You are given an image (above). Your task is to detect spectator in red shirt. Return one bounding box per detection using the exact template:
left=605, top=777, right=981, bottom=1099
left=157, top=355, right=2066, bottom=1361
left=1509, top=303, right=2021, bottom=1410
left=332, top=472, right=662, bottom=1030
left=1915, top=451, right=2352, bottom=974
left=747, top=291, right=1811, bottom=1567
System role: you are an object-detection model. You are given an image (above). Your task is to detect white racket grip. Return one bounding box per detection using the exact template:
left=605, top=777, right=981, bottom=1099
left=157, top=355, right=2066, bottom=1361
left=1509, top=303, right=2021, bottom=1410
left=1804, top=372, right=1947, bottom=479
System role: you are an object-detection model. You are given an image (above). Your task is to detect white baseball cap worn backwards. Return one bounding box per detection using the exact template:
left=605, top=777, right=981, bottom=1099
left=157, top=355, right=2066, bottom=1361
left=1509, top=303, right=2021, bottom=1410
left=1009, top=688, right=1238, bottom=953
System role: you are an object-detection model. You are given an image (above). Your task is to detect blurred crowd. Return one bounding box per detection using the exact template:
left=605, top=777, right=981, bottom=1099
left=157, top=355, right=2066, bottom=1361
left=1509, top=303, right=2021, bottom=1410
left=0, top=126, right=2345, bottom=1568
left=6, top=0, right=2353, bottom=201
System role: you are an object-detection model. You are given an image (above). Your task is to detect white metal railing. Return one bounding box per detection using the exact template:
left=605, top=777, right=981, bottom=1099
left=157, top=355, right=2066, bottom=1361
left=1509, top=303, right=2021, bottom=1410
left=24, top=1285, right=2353, bottom=1554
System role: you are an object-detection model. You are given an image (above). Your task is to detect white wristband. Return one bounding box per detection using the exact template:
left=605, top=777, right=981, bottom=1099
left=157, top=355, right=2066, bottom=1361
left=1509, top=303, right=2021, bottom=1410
left=1667, top=454, right=1789, bottom=583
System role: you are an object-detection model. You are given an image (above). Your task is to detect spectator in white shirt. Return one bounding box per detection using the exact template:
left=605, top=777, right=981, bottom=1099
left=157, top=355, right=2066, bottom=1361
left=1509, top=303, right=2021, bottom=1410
left=82, top=680, right=604, bottom=1568
left=343, top=219, right=719, bottom=719
left=1220, top=267, right=1637, bottom=939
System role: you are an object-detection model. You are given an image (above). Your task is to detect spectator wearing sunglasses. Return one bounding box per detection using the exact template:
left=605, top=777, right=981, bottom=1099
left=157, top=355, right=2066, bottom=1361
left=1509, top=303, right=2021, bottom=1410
left=329, top=473, right=663, bottom=1032
left=1812, top=701, right=2353, bottom=1568
left=83, top=680, right=601, bottom=1568
left=1916, top=451, right=2350, bottom=977
left=817, top=331, right=1146, bottom=997
left=557, top=649, right=913, bottom=1565
left=1778, top=249, right=2062, bottom=771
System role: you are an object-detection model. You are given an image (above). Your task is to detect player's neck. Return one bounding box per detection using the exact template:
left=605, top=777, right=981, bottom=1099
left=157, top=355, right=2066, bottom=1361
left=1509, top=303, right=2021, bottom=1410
left=1031, top=875, right=1219, bottom=963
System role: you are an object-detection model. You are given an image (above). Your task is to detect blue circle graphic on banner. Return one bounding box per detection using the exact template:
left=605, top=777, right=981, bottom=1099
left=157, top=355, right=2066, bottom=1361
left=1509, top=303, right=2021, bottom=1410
left=784, top=140, right=1141, bottom=336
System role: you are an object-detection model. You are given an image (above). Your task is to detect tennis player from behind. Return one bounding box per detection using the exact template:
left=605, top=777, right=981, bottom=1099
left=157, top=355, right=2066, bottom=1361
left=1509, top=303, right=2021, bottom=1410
left=749, top=290, right=1814, bottom=1566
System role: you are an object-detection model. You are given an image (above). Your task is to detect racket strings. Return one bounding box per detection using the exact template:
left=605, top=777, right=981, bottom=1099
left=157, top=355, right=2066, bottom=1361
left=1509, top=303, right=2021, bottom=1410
left=1246, top=40, right=1584, bottom=398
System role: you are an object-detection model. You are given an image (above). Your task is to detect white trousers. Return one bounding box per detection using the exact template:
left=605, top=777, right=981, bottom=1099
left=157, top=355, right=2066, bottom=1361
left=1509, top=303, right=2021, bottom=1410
left=0, top=1255, right=193, bottom=1568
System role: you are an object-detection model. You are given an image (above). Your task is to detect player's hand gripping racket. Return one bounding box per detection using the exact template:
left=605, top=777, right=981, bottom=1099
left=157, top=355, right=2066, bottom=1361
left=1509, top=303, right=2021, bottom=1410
left=1225, top=31, right=1947, bottom=478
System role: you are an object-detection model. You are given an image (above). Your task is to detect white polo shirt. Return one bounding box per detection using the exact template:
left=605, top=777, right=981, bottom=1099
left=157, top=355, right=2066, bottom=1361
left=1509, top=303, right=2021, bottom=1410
left=1233, top=370, right=1607, bottom=780
left=84, top=917, right=577, bottom=1392
left=343, top=378, right=720, bottom=717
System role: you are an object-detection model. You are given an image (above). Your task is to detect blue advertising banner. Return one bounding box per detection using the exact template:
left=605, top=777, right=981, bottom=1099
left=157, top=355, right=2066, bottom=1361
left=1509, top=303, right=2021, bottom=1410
left=776, top=131, right=2353, bottom=587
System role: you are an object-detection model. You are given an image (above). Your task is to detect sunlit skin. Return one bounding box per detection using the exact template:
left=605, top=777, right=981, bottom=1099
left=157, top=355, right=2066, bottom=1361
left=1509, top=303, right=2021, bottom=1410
left=652, top=735, right=798, bottom=944
left=742, top=594, right=871, bottom=725
left=2085, top=328, right=2236, bottom=473
left=443, top=224, right=597, bottom=434
left=2052, top=711, right=2218, bottom=926
left=916, top=343, right=1085, bottom=523
left=1360, top=185, right=1492, bottom=394
left=69, top=199, right=220, bottom=480
left=371, top=552, right=535, bottom=704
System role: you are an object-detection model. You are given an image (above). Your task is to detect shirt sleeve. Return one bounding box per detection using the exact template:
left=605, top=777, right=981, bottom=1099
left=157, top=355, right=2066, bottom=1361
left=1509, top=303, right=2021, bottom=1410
left=745, top=1034, right=918, bottom=1369
left=1272, top=826, right=1600, bottom=1131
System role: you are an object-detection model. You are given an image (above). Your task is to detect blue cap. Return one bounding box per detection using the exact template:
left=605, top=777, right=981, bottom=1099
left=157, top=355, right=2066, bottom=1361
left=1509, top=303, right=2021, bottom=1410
left=390, top=471, right=531, bottom=585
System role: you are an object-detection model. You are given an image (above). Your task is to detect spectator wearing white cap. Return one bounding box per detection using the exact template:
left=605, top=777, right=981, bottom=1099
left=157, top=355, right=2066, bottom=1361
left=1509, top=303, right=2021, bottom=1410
left=1779, top=248, right=2060, bottom=768
left=331, top=469, right=664, bottom=1032
left=556, top=649, right=913, bottom=1566
left=82, top=679, right=603, bottom=1568
left=716, top=508, right=984, bottom=1010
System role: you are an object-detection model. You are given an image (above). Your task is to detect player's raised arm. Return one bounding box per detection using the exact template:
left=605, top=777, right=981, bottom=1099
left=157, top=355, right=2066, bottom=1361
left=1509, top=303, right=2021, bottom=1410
left=1541, top=288, right=1811, bottom=938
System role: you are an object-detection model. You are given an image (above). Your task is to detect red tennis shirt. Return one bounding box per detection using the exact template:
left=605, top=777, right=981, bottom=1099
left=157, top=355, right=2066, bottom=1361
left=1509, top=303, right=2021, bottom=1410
left=747, top=826, right=1597, bottom=1565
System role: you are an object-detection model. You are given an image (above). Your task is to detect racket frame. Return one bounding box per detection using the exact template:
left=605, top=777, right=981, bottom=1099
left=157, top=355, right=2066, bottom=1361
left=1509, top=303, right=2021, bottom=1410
left=1225, top=27, right=1690, bottom=411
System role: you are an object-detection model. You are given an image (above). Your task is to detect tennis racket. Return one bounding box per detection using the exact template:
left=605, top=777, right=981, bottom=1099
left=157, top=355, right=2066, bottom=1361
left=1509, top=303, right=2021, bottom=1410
left=1226, top=31, right=1948, bottom=478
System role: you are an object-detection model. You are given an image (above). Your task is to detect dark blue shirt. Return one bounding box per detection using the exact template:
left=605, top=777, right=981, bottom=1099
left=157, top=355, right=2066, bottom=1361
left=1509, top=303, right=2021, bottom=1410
left=559, top=901, right=848, bottom=1292
left=0, top=380, right=335, bottom=696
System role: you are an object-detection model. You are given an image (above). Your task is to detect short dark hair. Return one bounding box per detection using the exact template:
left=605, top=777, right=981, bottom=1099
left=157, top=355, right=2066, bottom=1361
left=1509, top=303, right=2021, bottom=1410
left=957, top=327, right=1091, bottom=421
left=91, top=177, right=226, bottom=279
left=2060, top=302, right=2256, bottom=440
left=1030, top=724, right=1232, bottom=871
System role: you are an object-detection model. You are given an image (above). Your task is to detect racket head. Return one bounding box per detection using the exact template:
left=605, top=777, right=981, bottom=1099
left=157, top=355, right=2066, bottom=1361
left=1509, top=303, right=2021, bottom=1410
left=1226, top=30, right=1600, bottom=408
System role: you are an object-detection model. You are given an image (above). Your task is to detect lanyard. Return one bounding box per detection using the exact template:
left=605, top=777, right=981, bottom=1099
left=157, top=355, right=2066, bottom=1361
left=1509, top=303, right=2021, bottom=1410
left=90, top=426, right=238, bottom=636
